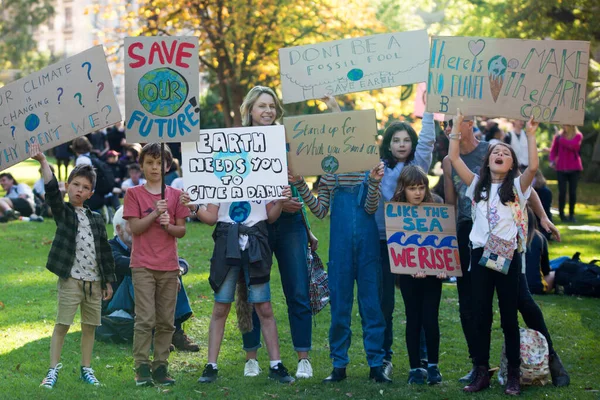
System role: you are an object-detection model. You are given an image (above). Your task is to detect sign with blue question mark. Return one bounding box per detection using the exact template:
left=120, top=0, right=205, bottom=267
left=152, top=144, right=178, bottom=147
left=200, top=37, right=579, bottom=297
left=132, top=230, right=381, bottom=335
left=0, top=45, right=122, bottom=171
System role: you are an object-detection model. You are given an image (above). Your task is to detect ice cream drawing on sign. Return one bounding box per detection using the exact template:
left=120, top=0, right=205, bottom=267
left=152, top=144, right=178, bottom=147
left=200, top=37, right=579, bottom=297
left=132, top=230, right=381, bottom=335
left=125, top=36, right=200, bottom=143
left=0, top=46, right=121, bottom=171
left=426, top=36, right=590, bottom=125
left=385, top=202, right=462, bottom=277
left=181, top=126, right=288, bottom=202
left=278, top=30, right=430, bottom=104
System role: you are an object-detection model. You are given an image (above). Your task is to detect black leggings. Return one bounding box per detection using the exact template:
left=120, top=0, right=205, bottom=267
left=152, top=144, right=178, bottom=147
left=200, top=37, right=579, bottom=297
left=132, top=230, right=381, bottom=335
left=456, top=221, right=477, bottom=360
left=556, top=171, right=579, bottom=217
left=471, top=248, right=521, bottom=368
left=398, top=275, right=442, bottom=368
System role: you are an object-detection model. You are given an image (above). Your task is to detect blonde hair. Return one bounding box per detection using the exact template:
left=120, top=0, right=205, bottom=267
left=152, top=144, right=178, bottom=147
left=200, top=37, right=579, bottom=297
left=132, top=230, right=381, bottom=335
left=240, top=86, right=284, bottom=126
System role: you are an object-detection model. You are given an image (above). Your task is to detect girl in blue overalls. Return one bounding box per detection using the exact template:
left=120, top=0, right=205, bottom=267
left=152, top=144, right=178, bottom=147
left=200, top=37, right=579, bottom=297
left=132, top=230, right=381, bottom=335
left=290, top=96, right=389, bottom=383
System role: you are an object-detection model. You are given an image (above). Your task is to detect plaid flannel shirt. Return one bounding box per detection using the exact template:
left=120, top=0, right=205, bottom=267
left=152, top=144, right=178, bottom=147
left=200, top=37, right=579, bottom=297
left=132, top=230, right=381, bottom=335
left=44, top=175, right=116, bottom=288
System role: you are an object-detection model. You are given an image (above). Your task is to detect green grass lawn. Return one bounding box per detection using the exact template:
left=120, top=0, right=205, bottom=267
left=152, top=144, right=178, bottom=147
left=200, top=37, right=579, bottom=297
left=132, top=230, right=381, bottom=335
left=0, top=162, right=599, bottom=399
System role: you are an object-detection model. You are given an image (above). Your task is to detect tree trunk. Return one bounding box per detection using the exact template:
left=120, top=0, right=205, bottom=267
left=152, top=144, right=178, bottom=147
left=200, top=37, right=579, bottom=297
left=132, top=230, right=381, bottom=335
left=230, top=83, right=245, bottom=127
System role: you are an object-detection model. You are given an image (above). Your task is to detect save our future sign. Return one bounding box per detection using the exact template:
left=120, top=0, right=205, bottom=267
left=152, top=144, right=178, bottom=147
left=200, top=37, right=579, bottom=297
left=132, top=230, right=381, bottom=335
left=278, top=30, right=429, bottom=104
left=0, top=46, right=121, bottom=171
left=425, top=36, right=590, bottom=125
left=125, top=36, right=200, bottom=143
left=283, top=110, right=380, bottom=176
left=181, top=126, right=288, bottom=202
left=385, top=202, right=462, bottom=277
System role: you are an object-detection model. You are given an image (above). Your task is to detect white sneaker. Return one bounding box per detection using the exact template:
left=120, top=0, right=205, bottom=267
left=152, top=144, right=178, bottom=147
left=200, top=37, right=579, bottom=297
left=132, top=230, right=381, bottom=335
left=296, top=358, right=313, bottom=379
left=383, top=360, right=393, bottom=377
left=244, top=359, right=261, bottom=377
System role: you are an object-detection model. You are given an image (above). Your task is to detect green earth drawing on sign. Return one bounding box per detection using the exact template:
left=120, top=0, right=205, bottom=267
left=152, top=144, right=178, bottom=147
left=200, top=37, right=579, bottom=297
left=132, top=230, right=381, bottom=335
left=321, top=155, right=339, bottom=173
left=138, top=67, right=189, bottom=117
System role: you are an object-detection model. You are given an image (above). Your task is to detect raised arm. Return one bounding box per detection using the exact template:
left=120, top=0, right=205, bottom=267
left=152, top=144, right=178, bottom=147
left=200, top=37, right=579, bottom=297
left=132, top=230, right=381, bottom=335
left=29, top=144, right=64, bottom=218
left=520, top=116, right=539, bottom=193
left=448, top=110, right=475, bottom=186
left=365, top=162, right=384, bottom=214
left=413, top=112, right=436, bottom=171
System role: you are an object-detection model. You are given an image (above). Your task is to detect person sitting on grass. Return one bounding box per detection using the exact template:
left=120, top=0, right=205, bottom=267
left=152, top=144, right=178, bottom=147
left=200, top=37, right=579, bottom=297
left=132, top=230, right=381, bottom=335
left=121, top=163, right=146, bottom=193
left=29, top=143, right=116, bottom=389
left=103, top=206, right=199, bottom=352
left=0, top=172, right=36, bottom=222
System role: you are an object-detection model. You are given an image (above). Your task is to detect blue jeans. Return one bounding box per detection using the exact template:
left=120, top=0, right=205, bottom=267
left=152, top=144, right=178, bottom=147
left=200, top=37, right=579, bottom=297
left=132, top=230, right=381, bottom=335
left=379, top=240, right=395, bottom=361
left=327, top=174, right=385, bottom=368
left=106, top=276, right=193, bottom=329
left=242, top=212, right=311, bottom=352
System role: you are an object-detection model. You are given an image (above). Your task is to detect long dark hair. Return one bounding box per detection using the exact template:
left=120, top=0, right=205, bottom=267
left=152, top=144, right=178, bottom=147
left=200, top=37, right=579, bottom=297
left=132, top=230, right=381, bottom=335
left=526, top=205, right=537, bottom=248
left=380, top=121, right=418, bottom=168
left=474, top=143, right=519, bottom=204
left=391, top=165, right=434, bottom=203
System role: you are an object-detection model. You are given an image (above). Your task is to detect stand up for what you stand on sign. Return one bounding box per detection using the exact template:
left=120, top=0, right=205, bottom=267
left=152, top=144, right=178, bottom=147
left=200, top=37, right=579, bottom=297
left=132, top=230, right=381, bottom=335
left=426, top=36, right=590, bottom=125
left=125, top=36, right=200, bottom=142
left=0, top=46, right=121, bottom=171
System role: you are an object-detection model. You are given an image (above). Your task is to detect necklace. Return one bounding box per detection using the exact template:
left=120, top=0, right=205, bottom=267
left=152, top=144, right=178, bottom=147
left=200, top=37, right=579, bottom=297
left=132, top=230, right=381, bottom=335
left=491, top=179, right=503, bottom=183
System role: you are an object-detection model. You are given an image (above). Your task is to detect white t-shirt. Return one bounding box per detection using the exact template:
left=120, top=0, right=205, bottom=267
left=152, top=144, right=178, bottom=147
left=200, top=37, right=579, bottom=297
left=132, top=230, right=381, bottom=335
left=466, top=175, right=531, bottom=250
left=215, top=201, right=269, bottom=250
left=33, top=178, right=45, bottom=196
left=121, top=178, right=147, bottom=191
left=71, top=207, right=100, bottom=281
left=76, top=154, right=93, bottom=166
left=171, top=177, right=184, bottom=190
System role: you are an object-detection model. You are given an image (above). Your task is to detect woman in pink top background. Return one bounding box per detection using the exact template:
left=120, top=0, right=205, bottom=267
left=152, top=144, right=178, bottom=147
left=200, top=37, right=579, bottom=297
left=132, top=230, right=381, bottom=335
left=549, top=125, right=583, bottom=222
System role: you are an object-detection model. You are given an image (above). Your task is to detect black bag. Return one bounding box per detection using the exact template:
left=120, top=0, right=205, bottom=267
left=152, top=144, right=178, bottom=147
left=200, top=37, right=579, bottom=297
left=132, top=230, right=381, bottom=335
left=95, top=316, right=134, bottom=344
left=555, top=252, right=600, bottom=297
left=85, top=155, right=115, bottom=196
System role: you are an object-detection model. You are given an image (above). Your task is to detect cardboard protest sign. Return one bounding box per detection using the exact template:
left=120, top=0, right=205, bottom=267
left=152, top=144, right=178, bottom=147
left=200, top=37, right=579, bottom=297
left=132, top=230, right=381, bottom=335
left=426, top=36, right=590, bottom=125
left=385, top=202, right=462, bottom=277
left=125, top=36, right=200, bottom=142
left=0, top=46, right=121, bottom=171
left=279, top=30, right=429, bottom=104
left=283, top=110, right=379, bottom=176
left=181, top=125, right=288, bottom=202
left=414, top=82, right=445, bottom=121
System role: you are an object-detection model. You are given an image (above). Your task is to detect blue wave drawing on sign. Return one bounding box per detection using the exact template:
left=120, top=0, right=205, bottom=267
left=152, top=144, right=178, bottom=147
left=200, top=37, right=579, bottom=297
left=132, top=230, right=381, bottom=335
left=387, top=232, right=458, bottom=249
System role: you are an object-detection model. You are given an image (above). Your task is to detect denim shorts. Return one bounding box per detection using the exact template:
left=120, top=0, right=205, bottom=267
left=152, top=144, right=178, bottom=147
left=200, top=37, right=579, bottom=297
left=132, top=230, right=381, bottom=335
left=214, top=263, right=271, bottom=304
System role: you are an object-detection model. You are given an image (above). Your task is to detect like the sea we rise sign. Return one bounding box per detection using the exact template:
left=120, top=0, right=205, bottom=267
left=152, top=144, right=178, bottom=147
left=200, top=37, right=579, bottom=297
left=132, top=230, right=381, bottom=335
left=385, top=202, right=462, bottom=277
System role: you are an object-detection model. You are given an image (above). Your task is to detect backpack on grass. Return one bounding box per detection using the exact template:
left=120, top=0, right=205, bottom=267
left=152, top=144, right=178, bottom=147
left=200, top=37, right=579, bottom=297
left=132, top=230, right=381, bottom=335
left=555, top=252, right=600, bottom=297
left=499, top=328, right=550, bottom=386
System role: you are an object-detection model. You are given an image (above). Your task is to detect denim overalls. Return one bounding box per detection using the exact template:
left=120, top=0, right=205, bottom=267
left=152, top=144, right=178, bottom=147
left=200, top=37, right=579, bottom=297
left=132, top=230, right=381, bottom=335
left=328, top=172, right=385, bottom=368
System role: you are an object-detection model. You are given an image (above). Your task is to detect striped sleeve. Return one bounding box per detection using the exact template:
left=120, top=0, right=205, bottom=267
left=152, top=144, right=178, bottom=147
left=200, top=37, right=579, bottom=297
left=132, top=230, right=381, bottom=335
left=365, top=177, right=381, bottom=214
left=292, top=175, right=333, bottom=219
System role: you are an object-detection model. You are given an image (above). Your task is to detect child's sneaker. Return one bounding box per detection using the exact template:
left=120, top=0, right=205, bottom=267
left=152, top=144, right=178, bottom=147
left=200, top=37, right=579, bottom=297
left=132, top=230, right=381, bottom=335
left=135, top=364, right=154, bottom=387
left=198, top=364, right=218, bottom=383
left=40, top=363, right=62, bottom=389
left=296, top=358, right=313, bottom=379
left=268, top=362, right=295, bottom=384
left=152, top=365, right=175, bottom=386
left=80, top=366, right=101, bottom=386
left=244, top=359, right=261, bottom=377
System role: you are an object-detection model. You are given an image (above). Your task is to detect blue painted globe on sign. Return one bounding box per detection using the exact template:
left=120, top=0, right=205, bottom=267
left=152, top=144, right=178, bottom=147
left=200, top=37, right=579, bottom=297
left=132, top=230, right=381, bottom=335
left=24, top=114, right=40, bottom=132
left=321, top=155, right=339, bottom=174
left=347, top=68, right=364, bottom=81
left=138, top=67, right=189, bottom=117
left=229, top=201, right=251, bottom=223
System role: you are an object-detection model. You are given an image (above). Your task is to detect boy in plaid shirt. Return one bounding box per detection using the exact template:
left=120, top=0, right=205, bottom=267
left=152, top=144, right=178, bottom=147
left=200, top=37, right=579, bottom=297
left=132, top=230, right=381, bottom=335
left=30, top=144, right=116, bottom=389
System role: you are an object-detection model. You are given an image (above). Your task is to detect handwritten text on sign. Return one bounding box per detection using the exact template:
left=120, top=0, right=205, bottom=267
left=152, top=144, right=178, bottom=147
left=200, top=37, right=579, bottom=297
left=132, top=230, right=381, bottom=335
left=283, top=110, right=379, bottom=176
left=425, top=36, right=590, bottom=125
left=0, top=46, right=121, bottom=172
left=279, top=30, right=429, bottom=104
left=125, top=36, right=200, bottom=143
left=181, top=126, right=288, bottom=202
left=385, top=202, right=462, bottom=277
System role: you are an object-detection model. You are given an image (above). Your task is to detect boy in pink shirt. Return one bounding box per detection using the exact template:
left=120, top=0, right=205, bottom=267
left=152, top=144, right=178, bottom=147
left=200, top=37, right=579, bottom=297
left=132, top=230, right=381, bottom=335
left=123, top=143, right=190, bottom=386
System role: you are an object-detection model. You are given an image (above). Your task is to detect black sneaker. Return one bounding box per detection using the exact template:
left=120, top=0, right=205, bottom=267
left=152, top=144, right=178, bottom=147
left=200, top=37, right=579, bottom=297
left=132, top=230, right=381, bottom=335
left=408, top=368, right=427, bottom=384
left=135, top=364, right=153, bottom=387
left=268, top=362, right=295, bottom=383
left=152, top=365, right=175, bottom=386
left=427, top=365, right=442, bottom=385
left=549, top=353, right=570, bottom=387
left=198, top=364, right=218, bottom=383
